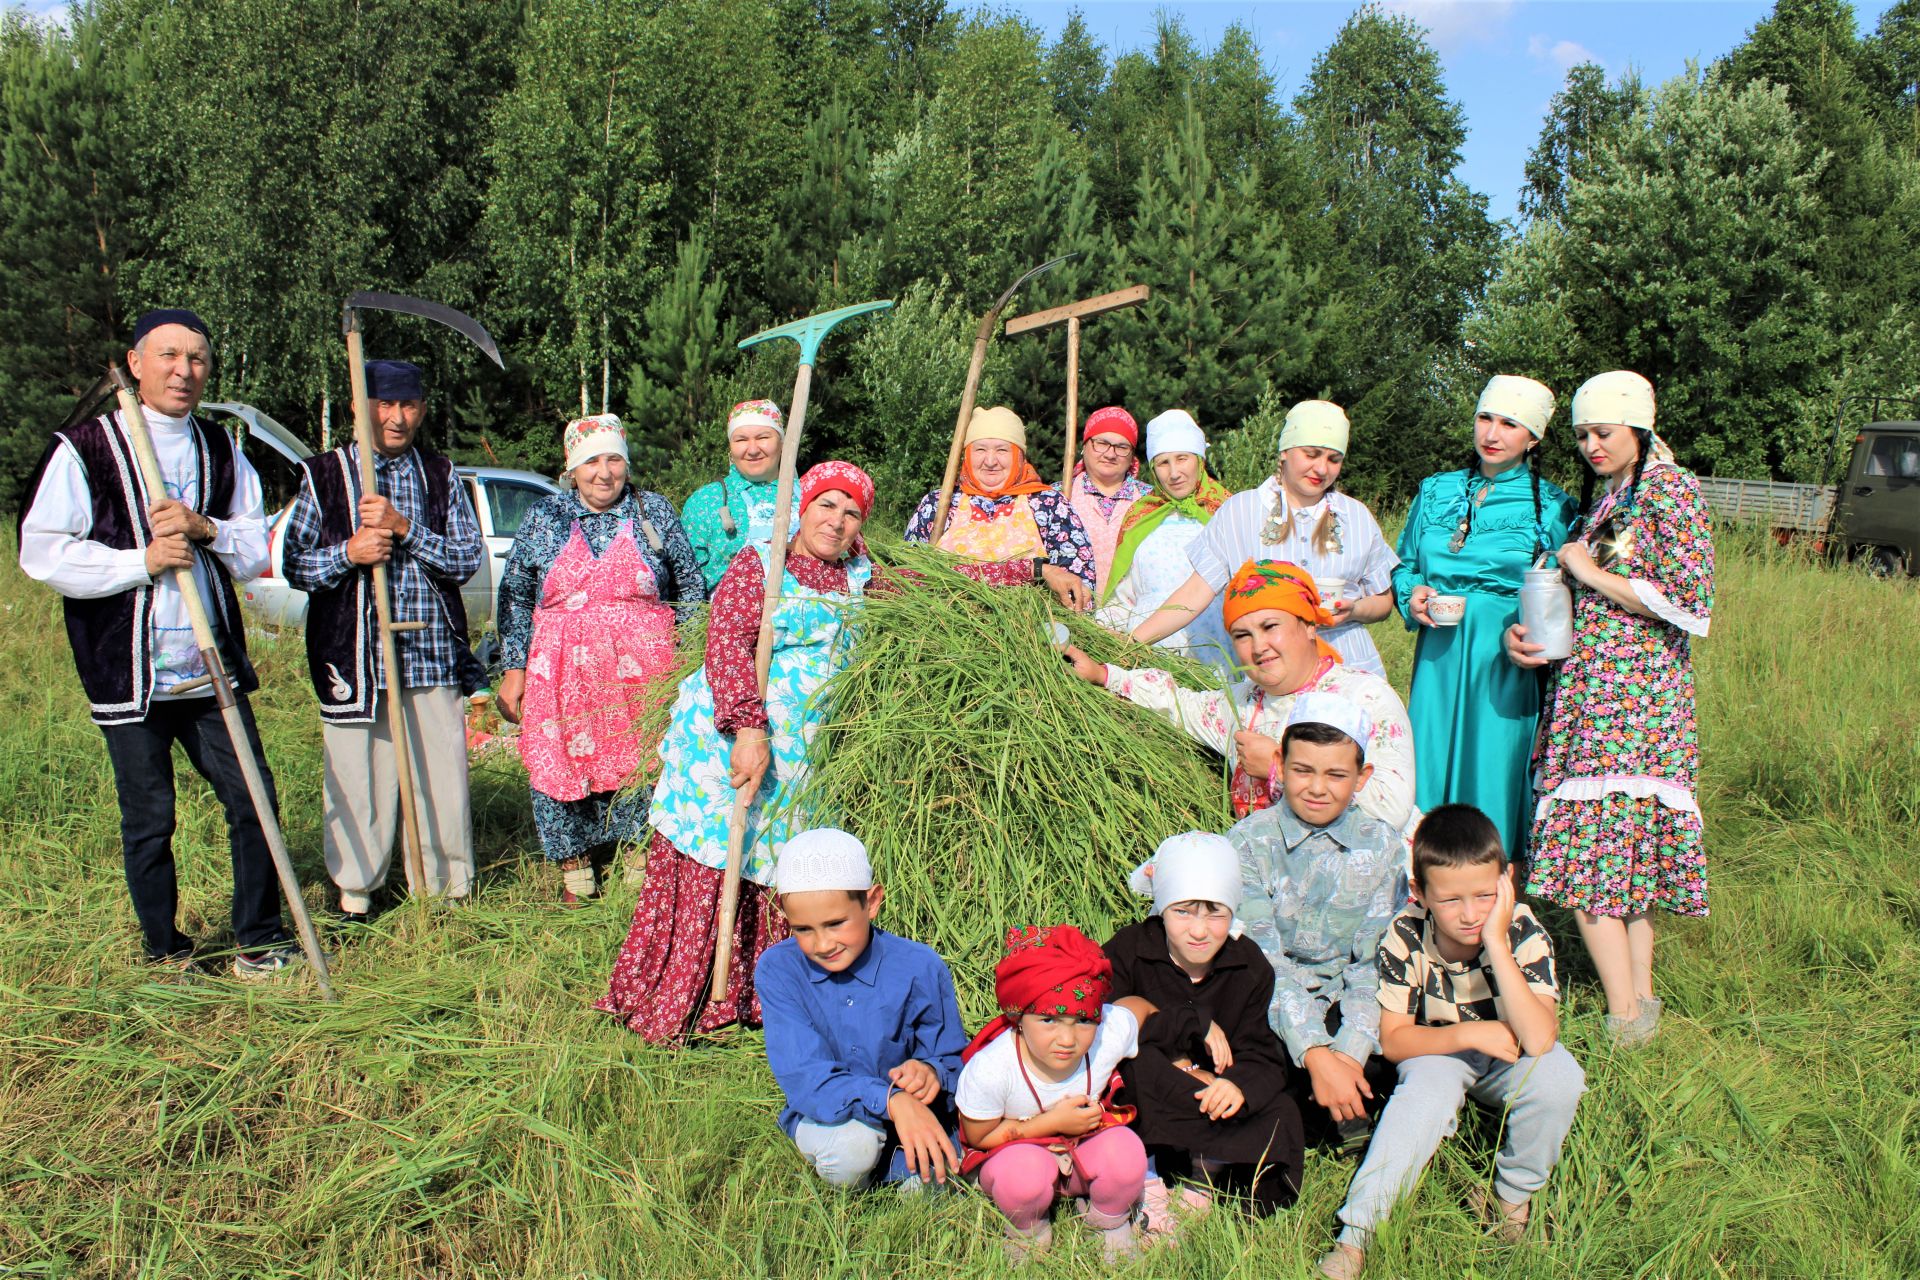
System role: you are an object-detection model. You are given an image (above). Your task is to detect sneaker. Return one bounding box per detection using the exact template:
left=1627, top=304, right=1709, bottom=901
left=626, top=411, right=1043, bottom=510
left=1467, top=1185, right=1533, bottom=1243
left=1336, top=1115, right=1374, bottom=1158
left=233, top=946, right=305, bottom=980
left=1001, top=1221, right=1052, bottom=1265
left=1605, top=1011, right=1656, bottom=1049
left=1317, top=1242, right=1366, bottom=1280
left=1095, top=1219, right=1143, bottom=1263
left=146, top=950, right=216, bottom=980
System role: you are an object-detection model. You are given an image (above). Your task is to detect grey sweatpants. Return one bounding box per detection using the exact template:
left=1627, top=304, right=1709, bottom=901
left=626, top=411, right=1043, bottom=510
left=321, top=685, right=474, bottom=907
left=792, top=1119, right=888, bottom=1188
left=1336, top=1043, right=1585, bottom=1247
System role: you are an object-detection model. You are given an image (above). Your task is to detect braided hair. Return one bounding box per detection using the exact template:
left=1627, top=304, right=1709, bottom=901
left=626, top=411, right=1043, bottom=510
left=1461, top=429, right=1550, bottom=553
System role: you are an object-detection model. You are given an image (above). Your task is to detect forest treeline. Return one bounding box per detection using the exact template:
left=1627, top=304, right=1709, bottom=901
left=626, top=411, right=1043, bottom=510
left=2, top=0, right=1916, bottom=511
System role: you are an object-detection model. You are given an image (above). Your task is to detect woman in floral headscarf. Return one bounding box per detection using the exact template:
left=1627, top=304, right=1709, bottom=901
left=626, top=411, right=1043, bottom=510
left=1096, top=409, right=1235, bottom=675
left=1066, top=558, right=1413, bottom=827
left=596, top=461, right=878, bottom=1044
left=680, top=399, right=786, bottom=590
left=495, top=415, right=704, bottom=902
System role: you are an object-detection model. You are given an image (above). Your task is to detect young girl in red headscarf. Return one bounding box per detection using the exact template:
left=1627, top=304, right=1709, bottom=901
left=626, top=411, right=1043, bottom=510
left=1063, top=558, right=1416, bottom=830
left=955, top=925, right=1151, bottom=1262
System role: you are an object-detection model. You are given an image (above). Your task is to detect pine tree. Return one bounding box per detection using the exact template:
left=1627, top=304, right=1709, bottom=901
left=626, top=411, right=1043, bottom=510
left=0, top=9, right=149, bottom=505
left=761, top=97, right=875, bottom=319
left=1521, top=62, right=1647, bottom=223
left=1105, top=96, right=1321, bottom=429
left=625, top=233, right=736, bottom=476
left=1044, top=12, right=1106, bottom=136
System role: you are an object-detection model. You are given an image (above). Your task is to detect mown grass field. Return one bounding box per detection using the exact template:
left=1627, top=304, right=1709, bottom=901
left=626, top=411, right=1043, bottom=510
left=1, top=527, right=1915, bottom=1279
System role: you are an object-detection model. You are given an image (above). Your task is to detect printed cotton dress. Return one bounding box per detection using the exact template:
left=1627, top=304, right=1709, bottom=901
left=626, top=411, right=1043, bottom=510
left=1526, top=463, right=1715, bottom=918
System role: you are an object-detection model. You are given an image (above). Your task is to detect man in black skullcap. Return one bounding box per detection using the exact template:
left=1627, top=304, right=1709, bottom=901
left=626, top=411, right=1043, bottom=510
left=18, top=308, right=297, bottom=978
left=282, top=359, right=484, bottom=921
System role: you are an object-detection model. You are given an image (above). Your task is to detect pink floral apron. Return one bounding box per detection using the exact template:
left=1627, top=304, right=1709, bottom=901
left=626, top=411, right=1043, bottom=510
left=938, top=494, right=1047, bottom=563
left=520, top=522, right=676, bottom=802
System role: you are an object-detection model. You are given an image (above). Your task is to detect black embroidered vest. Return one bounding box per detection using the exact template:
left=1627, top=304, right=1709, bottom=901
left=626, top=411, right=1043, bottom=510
left=28, top=412, right=256, bottom=725
left=296, top=446, right=470, bottom=724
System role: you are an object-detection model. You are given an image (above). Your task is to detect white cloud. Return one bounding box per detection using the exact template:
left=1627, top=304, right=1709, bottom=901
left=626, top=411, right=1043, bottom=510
left=1527, top=34, right=1602, bottom=73
left=1384, top=0, right=1518, bottom=52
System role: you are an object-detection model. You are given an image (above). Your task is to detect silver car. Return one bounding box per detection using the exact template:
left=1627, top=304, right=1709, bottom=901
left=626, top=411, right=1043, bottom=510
left=209, top=402, right=559, bottom=634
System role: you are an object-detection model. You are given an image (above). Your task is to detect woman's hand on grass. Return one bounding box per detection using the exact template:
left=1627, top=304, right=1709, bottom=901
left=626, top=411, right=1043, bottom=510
left=1040, top=564, right=1090, bottom=612
left=1233, top=729, right=1279, bottom=779
left=1060, top=645, right=1107, bottom=685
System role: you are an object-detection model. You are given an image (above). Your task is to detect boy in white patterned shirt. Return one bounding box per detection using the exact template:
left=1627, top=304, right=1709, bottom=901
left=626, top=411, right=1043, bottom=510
left=1318, top=805, right=1586, bottom=1280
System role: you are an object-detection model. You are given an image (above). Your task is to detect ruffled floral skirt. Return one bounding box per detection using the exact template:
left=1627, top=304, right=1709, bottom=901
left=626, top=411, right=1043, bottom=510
left=1526, top=791, right=1708, bottom=918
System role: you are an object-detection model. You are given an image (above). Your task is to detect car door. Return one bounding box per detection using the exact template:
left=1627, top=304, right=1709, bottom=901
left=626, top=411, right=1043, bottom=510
left=474, top=476, right=555, bottom=623
left=1842, top=429, right=1920, bottom=558
left=459, top=474, right=493, bottom=625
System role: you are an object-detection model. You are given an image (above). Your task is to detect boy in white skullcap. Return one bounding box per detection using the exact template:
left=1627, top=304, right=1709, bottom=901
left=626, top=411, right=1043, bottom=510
left=1230, top=693, right=1410, bottom=1158
left=1104, top=831, right=1305, bottom=1229
left=755, top=827, right=968, bottom=1190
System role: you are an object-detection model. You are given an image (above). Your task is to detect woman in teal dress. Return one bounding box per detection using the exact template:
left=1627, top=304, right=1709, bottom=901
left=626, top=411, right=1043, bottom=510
left=1391, top=376, right=1576, bottom=859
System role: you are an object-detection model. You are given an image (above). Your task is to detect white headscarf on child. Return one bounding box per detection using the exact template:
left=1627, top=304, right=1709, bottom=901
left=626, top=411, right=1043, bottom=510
left=1128, top=831, right=1243, bottom=936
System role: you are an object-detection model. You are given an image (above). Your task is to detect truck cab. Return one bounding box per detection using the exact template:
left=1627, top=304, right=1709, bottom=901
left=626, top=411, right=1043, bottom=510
left=1837, top=422, right=1920, bottom=576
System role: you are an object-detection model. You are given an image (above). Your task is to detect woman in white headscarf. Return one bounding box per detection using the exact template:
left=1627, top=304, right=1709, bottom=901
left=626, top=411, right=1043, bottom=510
left=1391, top=376, right=1577, bottom=863
left=1128, top=401, right=1399, bottom=675
left=1095, top=410, right=1236, bottom=676
left=1506, top=371, right=1715, bottom=1048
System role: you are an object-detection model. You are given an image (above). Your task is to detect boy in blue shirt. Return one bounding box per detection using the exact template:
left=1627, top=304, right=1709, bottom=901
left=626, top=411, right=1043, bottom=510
left=756, top=827, right=968, bottom=1188
left=1233, top=694, right=1410, bottom=1154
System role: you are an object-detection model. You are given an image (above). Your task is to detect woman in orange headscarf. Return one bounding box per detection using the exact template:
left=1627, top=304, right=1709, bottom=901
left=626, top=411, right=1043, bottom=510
left=1064, top=559, right=1414, bottom=826
left=904, top=406, right=1097, bottom=611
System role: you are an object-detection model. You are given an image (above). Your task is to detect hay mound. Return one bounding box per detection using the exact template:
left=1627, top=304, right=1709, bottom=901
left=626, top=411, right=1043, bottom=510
left=806, top=541, right=1235, bottom=1019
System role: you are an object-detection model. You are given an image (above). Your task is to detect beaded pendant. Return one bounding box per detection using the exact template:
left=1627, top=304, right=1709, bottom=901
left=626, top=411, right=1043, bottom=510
left=1447, top=483, right=1491, bottom=554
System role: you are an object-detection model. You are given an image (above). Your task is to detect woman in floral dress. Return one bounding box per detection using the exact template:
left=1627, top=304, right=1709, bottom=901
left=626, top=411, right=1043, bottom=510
left=496, top=415, right=704, bottom=903
left=596, top=462, right=876, bottom=1043
left=903, top=405, right=1096, bottom=612
left=1506, top=371, right=1714, bottom=1048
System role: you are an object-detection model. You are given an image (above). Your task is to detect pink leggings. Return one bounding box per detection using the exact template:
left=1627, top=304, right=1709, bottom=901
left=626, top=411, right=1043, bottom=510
left=975, top=1126, right=1148, bottom=1230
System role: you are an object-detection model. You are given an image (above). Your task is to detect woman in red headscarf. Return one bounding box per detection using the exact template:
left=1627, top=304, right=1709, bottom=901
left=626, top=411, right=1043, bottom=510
left=1064, top=559, right=1415, bottom=826
left=954, top=925, right=1151, bottom=1262
left=903, top=406, right=1097, bottom=611
left=596, top=462, right=878, bottom=1044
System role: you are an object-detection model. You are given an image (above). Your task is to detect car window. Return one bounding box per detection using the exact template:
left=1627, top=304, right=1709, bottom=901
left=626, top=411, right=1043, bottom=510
left=1867, top=435, right=1920, bottom=480
left=485, top=481, right=548, bottom=538
left=237, top=428, right=306, bottom=514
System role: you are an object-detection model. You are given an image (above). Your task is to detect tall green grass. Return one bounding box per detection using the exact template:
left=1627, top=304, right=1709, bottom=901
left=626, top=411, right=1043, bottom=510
left=1, top=528, right=1914, bottom=1278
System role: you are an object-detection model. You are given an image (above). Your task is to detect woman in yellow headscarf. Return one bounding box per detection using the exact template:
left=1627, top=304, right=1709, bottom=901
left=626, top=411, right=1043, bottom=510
left=1066, top=559, right=1413, bottom=826
left=904, top=406, right=1097, bottom=611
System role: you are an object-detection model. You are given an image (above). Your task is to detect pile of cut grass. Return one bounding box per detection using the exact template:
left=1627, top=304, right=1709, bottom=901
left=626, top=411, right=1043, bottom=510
left=804, top=540, right=1236, bottom=1017
left=1, top=526, right=1915, bottom=1277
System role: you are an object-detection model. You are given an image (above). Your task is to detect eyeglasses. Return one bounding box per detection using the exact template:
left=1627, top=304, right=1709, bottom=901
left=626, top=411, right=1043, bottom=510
left=1084, top=438, right=1132, bottom=457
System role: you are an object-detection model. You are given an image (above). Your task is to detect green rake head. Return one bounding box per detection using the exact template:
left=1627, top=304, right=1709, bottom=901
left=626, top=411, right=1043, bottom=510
left=738, top=299, right=894, bottom=367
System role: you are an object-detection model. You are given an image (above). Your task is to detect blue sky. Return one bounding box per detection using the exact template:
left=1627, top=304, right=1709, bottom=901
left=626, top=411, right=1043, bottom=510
left=14, top=0, right=1894, bottom=222
left=1009, top=0, right=1899, bottom=222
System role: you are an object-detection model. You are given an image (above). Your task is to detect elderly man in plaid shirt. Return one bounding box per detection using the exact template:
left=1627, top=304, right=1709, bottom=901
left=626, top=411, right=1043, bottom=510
left=283, top=360, right=484, bottom=921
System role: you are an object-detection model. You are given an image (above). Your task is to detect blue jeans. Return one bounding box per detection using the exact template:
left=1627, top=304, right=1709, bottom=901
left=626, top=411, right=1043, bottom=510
left=98, top=696, right=288, bottom=958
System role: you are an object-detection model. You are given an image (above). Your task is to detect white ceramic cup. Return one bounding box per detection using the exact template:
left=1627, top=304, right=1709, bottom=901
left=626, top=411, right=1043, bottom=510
left=1315, top=576, right=1347, bottom=603
left=1428, top=593, right=1466, bottom=626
